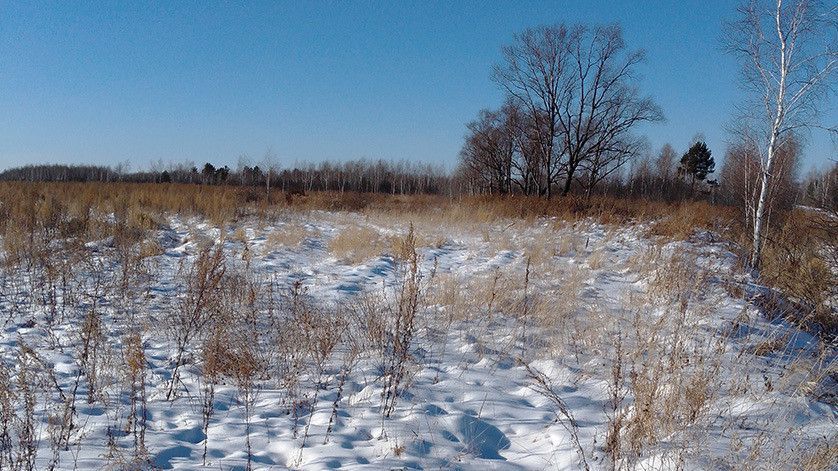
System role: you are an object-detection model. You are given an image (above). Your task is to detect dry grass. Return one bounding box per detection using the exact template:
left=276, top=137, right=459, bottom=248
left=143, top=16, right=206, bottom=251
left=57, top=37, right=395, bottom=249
left=556, top=230, right=583, bottom=257
left=649, top=200, right=733, bottom=241
left=0, top=181, right=742, bottom=251
left=520, top=237, right=554, bottom=267
left=265, top=224, right=319, bottom=251
left=586, top=245, right=607, bottom=270
left=328, top=225, right=388, bottom=264
left=750, top=335, right=789, bottom=356
left=759, top=210, right=837, bottom=337
left=796, top=437, right=838, bottom=471
left=428, top=273, right=469, bottom=320
left=598, top=259, right=728, bottom=467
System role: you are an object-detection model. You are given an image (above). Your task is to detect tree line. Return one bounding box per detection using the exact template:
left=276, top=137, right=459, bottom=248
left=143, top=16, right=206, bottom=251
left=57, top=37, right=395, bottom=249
left=0, top=159, right=453, bottom=195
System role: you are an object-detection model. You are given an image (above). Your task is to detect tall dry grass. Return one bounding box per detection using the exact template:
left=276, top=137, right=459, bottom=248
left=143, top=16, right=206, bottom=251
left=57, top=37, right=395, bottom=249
left=0, top=181, right=743, bottom=238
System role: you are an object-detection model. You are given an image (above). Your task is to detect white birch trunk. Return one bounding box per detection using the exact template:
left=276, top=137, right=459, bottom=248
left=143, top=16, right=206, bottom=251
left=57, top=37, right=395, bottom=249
left=750, top=0, right=788, bottom=270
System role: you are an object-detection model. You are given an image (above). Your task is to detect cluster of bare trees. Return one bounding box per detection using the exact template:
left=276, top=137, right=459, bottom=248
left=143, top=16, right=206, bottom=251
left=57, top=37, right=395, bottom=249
left=0, top=160, right=454, bottom=196
left=800, top=163, right=838, bottom=208
left=623, top=144, right=686, bottom=200
left=458, top=24, right=663, bottom=197
left=270, top=160, right=450, bottom=195
left=0, top=164, right=121, bottom=183
left=718, top=135, right=802, bottom=225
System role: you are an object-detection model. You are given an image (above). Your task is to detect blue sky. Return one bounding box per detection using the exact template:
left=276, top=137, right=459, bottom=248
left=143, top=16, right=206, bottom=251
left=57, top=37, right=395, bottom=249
left=0, top=1, right=834, bottom=173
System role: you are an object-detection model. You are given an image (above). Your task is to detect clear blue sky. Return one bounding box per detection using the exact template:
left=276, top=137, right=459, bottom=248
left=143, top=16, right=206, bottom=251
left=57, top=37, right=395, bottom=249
left=0, top=0, right=834, bottom=173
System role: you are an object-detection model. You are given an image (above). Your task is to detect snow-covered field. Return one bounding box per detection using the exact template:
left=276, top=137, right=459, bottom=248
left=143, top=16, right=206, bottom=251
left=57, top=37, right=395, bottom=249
left=0, top=210, right=834, bottom=470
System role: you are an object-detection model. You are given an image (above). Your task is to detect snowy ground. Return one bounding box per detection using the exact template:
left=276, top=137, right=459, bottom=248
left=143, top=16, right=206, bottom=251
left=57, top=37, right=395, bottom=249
left=0, top=210, right=834, bottom=470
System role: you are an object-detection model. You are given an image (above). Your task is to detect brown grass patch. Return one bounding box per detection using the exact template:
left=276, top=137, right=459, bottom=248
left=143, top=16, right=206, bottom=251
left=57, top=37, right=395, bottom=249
left=760, top=210, right=836, bottom=337
left=265, top=224, right=319, bottom=251
left=328, top=225, right=387, bottom=264
left=648, top=200, right=734, bottom=240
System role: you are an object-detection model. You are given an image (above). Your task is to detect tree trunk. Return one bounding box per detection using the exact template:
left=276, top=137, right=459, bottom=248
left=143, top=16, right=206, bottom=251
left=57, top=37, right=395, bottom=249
left=562, top=173, right=573, bottom=196
left=750, top=130, right=778, bottom=270
left=751, top=4, right=788, bottom=272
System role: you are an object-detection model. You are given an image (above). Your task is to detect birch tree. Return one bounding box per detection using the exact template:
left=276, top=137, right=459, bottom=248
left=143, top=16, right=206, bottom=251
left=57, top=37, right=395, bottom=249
left=655, top=144, right=678, bottom=199
left=726, top=0, right=836, bottom=270
left=261, top=147, right=280, bottom=196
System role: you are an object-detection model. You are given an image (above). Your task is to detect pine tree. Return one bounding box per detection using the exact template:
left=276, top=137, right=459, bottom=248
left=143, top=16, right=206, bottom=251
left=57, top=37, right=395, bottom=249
left=202, top=163, right=216, bottom=184
left=679, top=141, right=714, bottom=189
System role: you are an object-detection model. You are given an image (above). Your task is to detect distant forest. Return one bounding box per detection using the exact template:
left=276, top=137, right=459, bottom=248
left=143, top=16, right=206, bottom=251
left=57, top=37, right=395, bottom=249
left=0, top=160, right=453, bottom=196
left=1, top=157, right=835, bottom=212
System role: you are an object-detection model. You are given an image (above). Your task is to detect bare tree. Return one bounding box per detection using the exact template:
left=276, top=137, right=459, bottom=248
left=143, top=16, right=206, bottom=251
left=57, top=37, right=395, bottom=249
left=493, top=25, right=568, bottom=197
left=236, top=154, right=252, bottom=186
left=261, top=147, right=280, bottom=197
left=458, top=105, right=517, bottom=195
left=511, top=108, right=548, bottom=195
left=800, top=161, right=838, bottom=208
left=558, top=25, right=663, bottom=196
left=655, top=144, right=677, bottom=183
left=626, top=152, right=655, bottom=197
left=725, top=0, right=836, bottom=269
left=655, top=143, right=678, bottom=199
left=578, top=135, right=648, bottom=197
left=493, top=23, right=662, bottom=197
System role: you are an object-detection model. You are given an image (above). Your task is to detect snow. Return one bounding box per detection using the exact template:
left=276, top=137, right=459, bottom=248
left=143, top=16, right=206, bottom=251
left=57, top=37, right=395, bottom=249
left=0, top=210, right=834, bottom=470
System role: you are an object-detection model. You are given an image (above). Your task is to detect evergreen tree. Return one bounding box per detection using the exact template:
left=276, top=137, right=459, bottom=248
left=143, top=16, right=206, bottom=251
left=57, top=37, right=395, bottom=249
left=679, top=141, right=714, bottom=188
left=202, top=163, right=216, bottom=184
left=215, top=166, right=230, bottom=184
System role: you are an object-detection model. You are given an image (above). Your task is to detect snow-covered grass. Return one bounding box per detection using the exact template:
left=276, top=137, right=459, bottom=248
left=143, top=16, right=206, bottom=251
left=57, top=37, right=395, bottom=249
left=0, top=208, right=834, bottom=470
